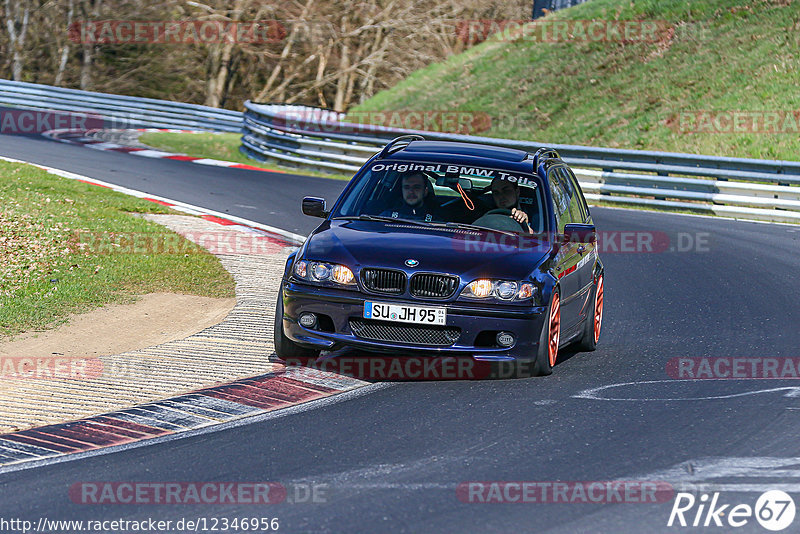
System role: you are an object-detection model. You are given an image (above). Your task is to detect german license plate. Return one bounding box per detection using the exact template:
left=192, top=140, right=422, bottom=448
left=364, top=301, right=446, bottom=325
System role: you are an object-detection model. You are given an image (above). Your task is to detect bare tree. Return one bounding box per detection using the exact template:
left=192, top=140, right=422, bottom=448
left=54, top=0, right=75, bottom=86
left=0, top=0, right=530, bottom=110
left=253, top=0, right=315, bottom=102
left=3, top=0, right=31, bottom=80
left=77, top=0, right=104, bottom=90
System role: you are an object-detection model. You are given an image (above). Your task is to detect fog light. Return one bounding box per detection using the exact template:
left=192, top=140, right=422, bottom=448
left=496, top=332, right=515, bottom=347
left=299, top=313, right=317, bottom=328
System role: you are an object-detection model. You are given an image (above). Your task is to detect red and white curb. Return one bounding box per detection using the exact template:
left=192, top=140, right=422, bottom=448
left=42, top=128, right=286, bottom=174
left=0, top=157, right=374, bottom=469
left=0, top=154, right=306, bottom=245
left=0, top=367, right=368, bottom=469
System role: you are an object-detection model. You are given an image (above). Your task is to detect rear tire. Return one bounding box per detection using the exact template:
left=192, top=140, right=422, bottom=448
left=576, top=274, right=603, bottom=352
left=274, top=286, right=320, bottom=362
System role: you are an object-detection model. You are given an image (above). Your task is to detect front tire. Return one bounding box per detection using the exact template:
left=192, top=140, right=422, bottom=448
left=516, top=288, right=561, bottom=377
left=576, top=274, right=603, bottom=352
left=274, top=286, right=320, bottom=362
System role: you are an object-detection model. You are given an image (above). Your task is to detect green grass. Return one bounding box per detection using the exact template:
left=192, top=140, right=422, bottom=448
left=139, top=132, right=353, bottom=181
left=0, top=160, right=235, bottom=337
left=351, top=0, right=800, bottom=161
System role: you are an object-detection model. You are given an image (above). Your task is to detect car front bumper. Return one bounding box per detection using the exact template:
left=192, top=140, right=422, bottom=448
left=281, top=281, right=547, bottom=359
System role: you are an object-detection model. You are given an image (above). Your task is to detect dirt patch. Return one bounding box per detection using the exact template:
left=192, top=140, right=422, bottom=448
left=0, top=293, right=236, bottom=359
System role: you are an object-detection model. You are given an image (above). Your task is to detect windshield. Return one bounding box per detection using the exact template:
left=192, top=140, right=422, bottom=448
left=332, top=160, right=549, bottom=234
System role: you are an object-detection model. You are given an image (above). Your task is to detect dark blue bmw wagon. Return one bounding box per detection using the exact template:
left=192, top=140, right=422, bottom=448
left=274, top=136, right=604, bottom=376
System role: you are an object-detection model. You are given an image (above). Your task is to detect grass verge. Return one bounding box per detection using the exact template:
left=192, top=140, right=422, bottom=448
left=0, top=159, right=235, bottom=337
left=138, top=131, right=353, bottom=181
left=351, top=0, right=800, bottom=161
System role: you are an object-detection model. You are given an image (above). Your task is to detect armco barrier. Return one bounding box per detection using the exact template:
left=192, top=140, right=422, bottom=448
left=241, top=102, right=800, bottom=224
left=0, top=79, right=242, bottom=132
left=1, top=81, right=797, bottom=224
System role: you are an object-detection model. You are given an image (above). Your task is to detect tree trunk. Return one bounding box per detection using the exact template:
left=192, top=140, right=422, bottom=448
left=332, top=16, right=350, bottom=112
left=210, top=40, right=236, bottom=107
left=255, top=0, right=315, bottom=102
left=358, top=26, right=385, bottom=103
left=79, top=0, right=102, bottom=90
left=4, top=0, right=31, bottom=81
left=204, top=0, right=244, bottom=107
left=54, top=0, right=75, bottom=86
left=205, top=46, right=222, bottom=107
left=315, top=41, right=331, bottom=108
left=80, top=43, right=93, bottom=89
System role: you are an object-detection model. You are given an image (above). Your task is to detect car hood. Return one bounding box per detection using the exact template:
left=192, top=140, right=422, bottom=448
left=303, top=220, right=553, bottom=281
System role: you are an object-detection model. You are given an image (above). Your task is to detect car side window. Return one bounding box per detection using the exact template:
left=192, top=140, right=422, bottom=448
left=557, top=168, right=587, bottom=223
left=360, top=171, right=398, bottom=215
left=337, top=169, right=382, bottom=216
left=567, top=168, right=590, bottom=222
left=547, top=168, right=570, bottom=233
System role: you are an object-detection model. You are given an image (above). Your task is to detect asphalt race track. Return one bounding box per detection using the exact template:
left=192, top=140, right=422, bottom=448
left=0, top=134, right=346, bottom=236
left=2, top=133, right=800, bottom=533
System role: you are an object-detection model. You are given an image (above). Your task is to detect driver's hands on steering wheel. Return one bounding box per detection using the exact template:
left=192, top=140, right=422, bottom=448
left=510, top=208, right=528, bottom=225
left=511, top=208, right=533, bottom=233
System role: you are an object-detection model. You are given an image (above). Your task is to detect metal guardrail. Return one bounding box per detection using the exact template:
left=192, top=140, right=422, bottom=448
left=1, top=81, right=796, bottom=224
left=241, top=102, right=800, bottom=224
left=0, top=79, right=242, bottom=132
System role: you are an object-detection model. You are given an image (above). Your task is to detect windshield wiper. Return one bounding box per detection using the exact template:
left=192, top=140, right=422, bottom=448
left=334, top=216, right=522, bottom=237
left=437, top=221, right=517, bottom=237
left=333, top=215, right=432, bottom=227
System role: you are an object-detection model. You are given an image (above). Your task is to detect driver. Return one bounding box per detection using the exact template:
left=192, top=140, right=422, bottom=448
left=382, top=172, right=438, bottom=221
left=486, top=176, right=533, bottom=233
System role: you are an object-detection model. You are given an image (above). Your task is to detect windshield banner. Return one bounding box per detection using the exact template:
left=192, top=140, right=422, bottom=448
left=370, top=162, right=536, bottom=187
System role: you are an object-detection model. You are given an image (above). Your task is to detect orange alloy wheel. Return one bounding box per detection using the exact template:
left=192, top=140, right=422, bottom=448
left=593, top=276, right=604, bottom=344
left=548, top=292, right=561, bottom=367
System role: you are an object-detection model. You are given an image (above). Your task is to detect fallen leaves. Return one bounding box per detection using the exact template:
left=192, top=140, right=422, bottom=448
left=0, top=210, right=74, bottom=297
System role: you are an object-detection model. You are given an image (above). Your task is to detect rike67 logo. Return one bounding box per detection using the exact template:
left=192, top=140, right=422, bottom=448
left=668, top=490, right=796, bottom=530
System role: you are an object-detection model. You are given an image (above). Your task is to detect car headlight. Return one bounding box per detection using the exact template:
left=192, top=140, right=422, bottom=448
left=295, top=260, right=308, bottom=278
left=294, top=260, right=356, bottom=287
left=333, top=264, right=355, bottom=284
left=496, top=281, right=518, bottom=299
left=461, top=279, right=535, bottom=301
left=468, top=279, right=493, bottom=298
left=312, top=263, right=331, bottom=281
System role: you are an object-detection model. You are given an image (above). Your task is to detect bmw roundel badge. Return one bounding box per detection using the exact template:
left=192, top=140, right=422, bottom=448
left=405, top=259, right=419, bottom=267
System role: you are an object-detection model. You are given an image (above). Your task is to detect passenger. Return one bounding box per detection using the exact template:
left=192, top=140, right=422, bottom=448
left=382, top=172, right=438, bottom=221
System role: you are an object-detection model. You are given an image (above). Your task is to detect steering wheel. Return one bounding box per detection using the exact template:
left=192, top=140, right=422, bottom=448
left=481, top=208, right=528, bottom=232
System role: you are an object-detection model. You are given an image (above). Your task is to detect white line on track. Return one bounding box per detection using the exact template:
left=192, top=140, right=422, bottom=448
left=574, top=379, right=800, bottom=402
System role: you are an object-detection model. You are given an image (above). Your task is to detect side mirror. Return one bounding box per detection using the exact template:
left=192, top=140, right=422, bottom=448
left=302, top=197, right=328, bottom=218
left=563, top=223, right=596, bottom=244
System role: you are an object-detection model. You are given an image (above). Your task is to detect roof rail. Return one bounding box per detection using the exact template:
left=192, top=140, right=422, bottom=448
left=529, top=147, right=560, bottom=168
left=378, top=135, right=425, bottom=158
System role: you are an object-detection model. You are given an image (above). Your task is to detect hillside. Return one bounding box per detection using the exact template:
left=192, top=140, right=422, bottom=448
left=351, top=0, right=800, bottom=160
